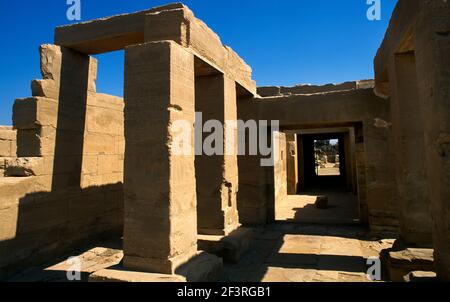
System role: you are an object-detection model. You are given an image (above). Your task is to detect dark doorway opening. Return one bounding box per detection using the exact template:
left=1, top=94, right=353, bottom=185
left=275, top=128, right=361, bottom=225
left=299, top=133, right=347, bottom=192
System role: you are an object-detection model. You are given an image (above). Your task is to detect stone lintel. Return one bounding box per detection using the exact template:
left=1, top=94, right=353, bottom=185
left=54, top=3, right=184, bottom=54
left=54, top=4, right=256, bottom=96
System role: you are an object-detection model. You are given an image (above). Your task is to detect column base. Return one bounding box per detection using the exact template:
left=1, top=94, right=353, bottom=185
left=90, top=252, right=222, bottom=282
left=198, top=227, right=254, bottom=263
left=123, top=246, right=198, bottom=275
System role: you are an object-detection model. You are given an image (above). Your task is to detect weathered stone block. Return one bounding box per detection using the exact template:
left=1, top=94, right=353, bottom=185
left=403, top=271, right=437, bottom=282
left=13, top=97, right=58, bottom=130
left=16, top=126, right=56, bottom=157
left=144, top=8, right=189, bottom=47
left=83, top=132, right=116, bottom=155
left=97, top=155, right=121, bottom=174
left=40, top=44, right=62, bottom=81
left=387, top=248, right=434, bottom=282
left=176, top=252, right=223, bottom=282
left=0, top=176, right=52, bottom=209
left=31, top=79, right=59, bottom=100
left=85, top=105, right=123, bottom=136
left=4, top=157, right=48, bottom=177
left=81, top=155, right=98, bottom=175
left=198, top=227, right=253, bottom=263
left=315, top=196, right=329, bottom=209
left=0, top=140, right=11, bottom=158
left=0, top=127, right=16, bottom=141
left=89, top=93, right=124, bottom=112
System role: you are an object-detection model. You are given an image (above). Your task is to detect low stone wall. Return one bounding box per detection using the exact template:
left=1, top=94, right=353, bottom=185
left=257, top=80, right=375, bottom=97
left=0, top=44, right=125, bottom=279
left=0, top=178, right=123, bottom=279
left=0, top=92, right=124, bottom=279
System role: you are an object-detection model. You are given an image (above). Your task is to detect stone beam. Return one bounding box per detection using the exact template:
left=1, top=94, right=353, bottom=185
left=54, top=3, right=183, bottom=54
left=54, top=4, right=256, bottom=95
left=255, top=89, right=388, bottom=128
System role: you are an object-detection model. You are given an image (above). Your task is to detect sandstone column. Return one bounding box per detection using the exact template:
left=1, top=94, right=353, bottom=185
left=286, top=133, right=298, bottom=195
left=389, top=51, right=432, bottom=246
left=52, top=48, right=97, bottom=191
left=123, top=41, right=197, bottom=274
left=195, top=74, right=239, bottom=235
left=414, top=1, right=450, bottom=280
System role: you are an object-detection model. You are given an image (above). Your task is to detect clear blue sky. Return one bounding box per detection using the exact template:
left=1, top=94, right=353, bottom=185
left=0, top=0, right=397, bottom=125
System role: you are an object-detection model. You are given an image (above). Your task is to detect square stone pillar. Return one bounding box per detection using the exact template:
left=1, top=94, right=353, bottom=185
left=195, top=74, right=240, bottom=235
left=286, top=133, right=298, bottom=195
left=388, top=52, right=432, bottom=246
left=123, top=41, right=198, bottom=274
left=414, top=2, right=450, bottom=280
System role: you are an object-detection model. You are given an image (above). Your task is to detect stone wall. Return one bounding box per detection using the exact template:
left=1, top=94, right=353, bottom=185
left=257, top=80, right=374, bottom=97
left=414, top=1, right=450, bottom=279
left=237, top=88, right=398, bottom=234
left=0, top=126, right=16, bottom=177
left=0, top=44, right=124, bottom=279
left=374, top=0, right=450, bottom=279
left=80, top=93, right=124, bottom=188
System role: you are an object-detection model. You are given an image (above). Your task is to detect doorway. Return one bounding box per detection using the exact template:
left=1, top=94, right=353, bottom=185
left=275, top=128, right=360, bottom=224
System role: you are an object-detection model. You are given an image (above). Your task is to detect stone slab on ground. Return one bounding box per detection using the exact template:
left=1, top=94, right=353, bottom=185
left=6, top=241, right=123, bottom=282
left=387, top=248, right=434, bottom=282
left=90, top=252, right=222, bottom=283
left=7, top=224, right=397, bottom=282
left=176, top=252, right=223, bottom=282
left=403, top=271, right=437, bottom=282
left=198, top=227, right=254, bottom=263
left=89, top=268, right=186, bottom=282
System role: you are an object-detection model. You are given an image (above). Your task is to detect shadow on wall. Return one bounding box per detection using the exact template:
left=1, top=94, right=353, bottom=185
left=1, top=46, right=125, bottom=280
left=0, top=182, right=124, bottom=280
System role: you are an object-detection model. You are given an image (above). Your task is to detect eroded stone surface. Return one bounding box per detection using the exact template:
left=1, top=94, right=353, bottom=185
left=387, top=248, right=434, bottom=282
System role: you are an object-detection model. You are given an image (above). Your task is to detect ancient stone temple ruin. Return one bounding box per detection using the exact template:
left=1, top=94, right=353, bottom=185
left=0, top=0, right=449, bottom=282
